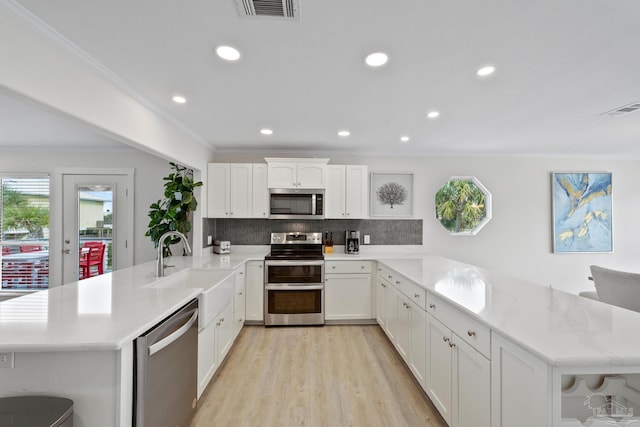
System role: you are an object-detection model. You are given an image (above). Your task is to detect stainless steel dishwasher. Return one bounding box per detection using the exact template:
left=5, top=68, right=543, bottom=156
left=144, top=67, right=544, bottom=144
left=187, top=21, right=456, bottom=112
left=134, top=298, right=199, bottom=427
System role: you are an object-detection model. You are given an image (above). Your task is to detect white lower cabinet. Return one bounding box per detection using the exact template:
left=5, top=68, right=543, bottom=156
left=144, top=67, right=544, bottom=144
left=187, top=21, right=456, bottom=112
left=427, top=313, right=491, bottom=427
left=491, top=332, right=550, bottom=427
left=427, top=314, right=454, bottom=424
left=234, top=268, right=246, bottom=336
left=245, top=261, right=264, bottom=322
left=377, top=265, right=427, bottom=389
left=454, top=334, right=491, bottom=427
left=197, top=300, right=233, bottom=398
left=376, top=263, right=493, bottom=427
left=197, top=319, right=216, bottom=398
left=401, top=293, right=427, bottom=388
left=376, top=273, right=396, bottom=341
left=215, top=301, right=234, bottom=366
left=325, top=261, right=373, bottom=321
left=197, top=267, right=247, bottom=398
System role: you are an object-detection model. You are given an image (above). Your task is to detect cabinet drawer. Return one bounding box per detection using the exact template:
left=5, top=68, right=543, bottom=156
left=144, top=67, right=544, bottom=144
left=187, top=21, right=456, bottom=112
left=391, top=276, right=426, bottom=310
left=427, top=293, right=490, bottom=358
left=377, top=265, right=394, bottom=284
left=326, top=260, right=372, bottom=274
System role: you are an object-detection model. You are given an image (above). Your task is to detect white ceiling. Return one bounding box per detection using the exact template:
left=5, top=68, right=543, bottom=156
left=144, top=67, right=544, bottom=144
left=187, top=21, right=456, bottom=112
left=3, top=0, right=640, bottom=157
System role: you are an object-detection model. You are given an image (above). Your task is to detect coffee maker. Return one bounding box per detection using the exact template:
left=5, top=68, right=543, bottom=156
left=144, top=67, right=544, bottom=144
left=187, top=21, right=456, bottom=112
left=345, top=231, right=360, bottom=254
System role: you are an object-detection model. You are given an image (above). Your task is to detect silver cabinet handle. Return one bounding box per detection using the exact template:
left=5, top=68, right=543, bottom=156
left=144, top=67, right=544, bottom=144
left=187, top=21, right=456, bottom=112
left=396, top=281, right=400, bottom=285
left=443, top=337, right=450, bottom=343
left=361, top=265, right=365, bottom=269
left=63, top=249, right=71, bottom=254
left=332, top=265, right=336, bottom=269
left=429, top=304, right=436, bottom=309
left=239, top=271, right=243, bottom=275
left=449, top=342, right=456, bottom=348
left=414, top=293, right=420, bottom=299
left=468, top=330, right=476, bottom=337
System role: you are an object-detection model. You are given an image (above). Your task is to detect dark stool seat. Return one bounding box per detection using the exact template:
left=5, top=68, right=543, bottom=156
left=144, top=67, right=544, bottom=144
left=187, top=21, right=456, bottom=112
left=0, top=396, right=73, bottom=427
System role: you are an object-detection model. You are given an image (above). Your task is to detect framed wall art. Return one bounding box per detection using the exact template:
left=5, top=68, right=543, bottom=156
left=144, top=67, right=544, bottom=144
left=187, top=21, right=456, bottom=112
left=370, top=172, right=413, bottom=217
left=552, top=172, right=612, bottom=253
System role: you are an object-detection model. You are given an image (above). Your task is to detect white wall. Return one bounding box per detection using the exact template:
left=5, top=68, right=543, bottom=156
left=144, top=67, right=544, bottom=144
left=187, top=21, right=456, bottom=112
left=0, top=149, right=182, bottom=268
left=213, top=151, right=640, bottom=295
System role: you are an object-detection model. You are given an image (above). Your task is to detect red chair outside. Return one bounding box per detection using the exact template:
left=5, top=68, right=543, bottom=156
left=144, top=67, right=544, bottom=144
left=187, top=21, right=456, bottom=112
left=79, top=244, right=106, bottom=279
left=1, top=247, right=10, bottom=256
left=20, top=245, right=42, bottom=253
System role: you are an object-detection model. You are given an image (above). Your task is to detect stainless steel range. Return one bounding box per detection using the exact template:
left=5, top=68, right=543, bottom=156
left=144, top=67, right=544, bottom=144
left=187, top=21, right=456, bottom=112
left=264, top=232, right=325, bottom=326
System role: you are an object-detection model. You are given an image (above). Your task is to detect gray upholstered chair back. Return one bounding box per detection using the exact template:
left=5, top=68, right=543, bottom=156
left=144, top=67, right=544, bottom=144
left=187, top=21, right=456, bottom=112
left=589, top=265, right=640, bottom=313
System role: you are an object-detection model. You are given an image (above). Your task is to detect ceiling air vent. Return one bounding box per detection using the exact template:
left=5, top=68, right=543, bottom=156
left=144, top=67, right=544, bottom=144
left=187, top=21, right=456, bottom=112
left=602, top=102, right=640, bottom=117
left=234, top=0, right=300, bottom=21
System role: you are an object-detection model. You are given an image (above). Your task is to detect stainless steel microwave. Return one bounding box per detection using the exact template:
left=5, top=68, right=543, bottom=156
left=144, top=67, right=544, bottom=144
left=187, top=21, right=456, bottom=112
left=269, top=188, right=324, bottom=219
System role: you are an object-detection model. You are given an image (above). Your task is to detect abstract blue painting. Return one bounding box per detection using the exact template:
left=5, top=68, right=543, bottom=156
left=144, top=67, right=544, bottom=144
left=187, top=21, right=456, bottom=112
left=552, top=172, right=613, bottom=253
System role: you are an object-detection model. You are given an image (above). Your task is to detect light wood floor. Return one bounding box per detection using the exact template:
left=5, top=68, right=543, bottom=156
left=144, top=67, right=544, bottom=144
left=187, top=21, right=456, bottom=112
left=192, top=325, right=447, bottom=427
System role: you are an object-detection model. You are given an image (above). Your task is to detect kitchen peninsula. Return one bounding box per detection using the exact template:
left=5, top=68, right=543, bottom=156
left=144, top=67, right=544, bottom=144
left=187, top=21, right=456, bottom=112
left=2, top=249, right=640, bottom=427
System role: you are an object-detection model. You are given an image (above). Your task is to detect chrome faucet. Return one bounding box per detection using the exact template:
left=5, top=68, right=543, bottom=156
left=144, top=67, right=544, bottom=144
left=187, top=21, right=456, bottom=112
left=156, top=231, right=192, bottom=276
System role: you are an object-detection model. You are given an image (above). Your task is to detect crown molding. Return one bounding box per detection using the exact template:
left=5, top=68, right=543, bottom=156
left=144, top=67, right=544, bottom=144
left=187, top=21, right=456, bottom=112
left=0, top=0, right=214, bottom=151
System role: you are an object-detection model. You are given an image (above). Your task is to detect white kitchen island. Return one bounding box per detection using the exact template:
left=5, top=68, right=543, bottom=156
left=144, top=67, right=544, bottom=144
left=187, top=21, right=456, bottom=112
left=0, top=250, right=267, bottom=427
left=371, top=255, right=640, bottom=427
left=2, top=249, right=639, bottom=427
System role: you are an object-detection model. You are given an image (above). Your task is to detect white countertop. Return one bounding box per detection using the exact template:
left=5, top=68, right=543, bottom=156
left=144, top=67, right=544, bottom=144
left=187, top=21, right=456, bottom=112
left=0, top=250, right=267, bottom=352
left=2, top=246, right=640, bottom=369
left=375, top=255, right=640, bottom=368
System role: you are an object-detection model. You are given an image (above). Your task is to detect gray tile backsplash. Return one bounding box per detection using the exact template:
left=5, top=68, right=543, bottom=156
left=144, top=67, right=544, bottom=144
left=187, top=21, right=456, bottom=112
left=203, top=218, right=422, bottom=246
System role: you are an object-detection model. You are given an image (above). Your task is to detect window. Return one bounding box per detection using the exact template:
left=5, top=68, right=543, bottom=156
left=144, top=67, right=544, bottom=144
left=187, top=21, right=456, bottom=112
left=1, top=175, right=50, bottom=289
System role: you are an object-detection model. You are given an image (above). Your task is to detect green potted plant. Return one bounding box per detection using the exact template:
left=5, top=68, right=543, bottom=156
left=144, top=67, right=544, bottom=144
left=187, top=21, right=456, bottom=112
left=145, top=162, right=203, bottom=257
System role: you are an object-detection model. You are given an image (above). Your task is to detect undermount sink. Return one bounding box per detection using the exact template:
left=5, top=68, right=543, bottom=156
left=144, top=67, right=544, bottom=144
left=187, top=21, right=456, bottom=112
left=147, top=268, right=236, bottom=328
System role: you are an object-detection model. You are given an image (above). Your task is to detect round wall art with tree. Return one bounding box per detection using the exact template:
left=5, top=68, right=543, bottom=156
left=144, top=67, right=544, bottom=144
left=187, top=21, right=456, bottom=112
left=370, top=172, right=414, bottom=217
left=435, top=176, right=492, bottom=235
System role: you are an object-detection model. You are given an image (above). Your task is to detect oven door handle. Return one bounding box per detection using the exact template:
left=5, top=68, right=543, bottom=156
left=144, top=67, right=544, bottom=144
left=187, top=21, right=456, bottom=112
left=265, top=284, right=325, bottom=291
left=265, top=260, right=325, bottom=267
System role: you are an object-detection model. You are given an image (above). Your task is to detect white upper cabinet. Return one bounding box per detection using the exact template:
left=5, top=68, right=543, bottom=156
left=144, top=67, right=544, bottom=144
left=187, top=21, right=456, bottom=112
left=229, top=164, right=253, bottom=218
left=325, top=165, right=368, bottom=219
left=265, top=158, right=328, bottom=189
left=208, top=163, right=267, bottom=218
left=208, top=163, right=231, bottom=218
left=252, top=164, right=269, bottom=218
left=345, top=165, right=368, bottom=218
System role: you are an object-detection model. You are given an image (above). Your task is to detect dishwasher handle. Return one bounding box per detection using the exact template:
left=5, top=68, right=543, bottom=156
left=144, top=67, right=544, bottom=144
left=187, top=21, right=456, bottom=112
left=148, top=309, right=198, bottom=356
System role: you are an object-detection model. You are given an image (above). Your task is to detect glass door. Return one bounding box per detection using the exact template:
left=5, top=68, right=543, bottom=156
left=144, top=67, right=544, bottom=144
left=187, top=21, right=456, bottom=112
left=62, top=174, right=130, bottom=284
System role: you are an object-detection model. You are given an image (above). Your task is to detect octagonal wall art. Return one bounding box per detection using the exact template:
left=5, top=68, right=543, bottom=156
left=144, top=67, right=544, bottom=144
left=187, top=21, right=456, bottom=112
left=435, top=176, right=492, bottom=235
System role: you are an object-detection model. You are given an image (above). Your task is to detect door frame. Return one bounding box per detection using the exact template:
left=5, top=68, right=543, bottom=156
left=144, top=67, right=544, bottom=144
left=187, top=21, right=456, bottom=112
left=51, top=167, right=134, bottom=287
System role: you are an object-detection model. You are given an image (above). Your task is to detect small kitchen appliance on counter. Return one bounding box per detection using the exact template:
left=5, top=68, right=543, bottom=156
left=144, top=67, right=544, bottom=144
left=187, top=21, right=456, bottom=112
left=212, top=240, right=230, bottom=254
left=345, top=231, right=360, bottom=254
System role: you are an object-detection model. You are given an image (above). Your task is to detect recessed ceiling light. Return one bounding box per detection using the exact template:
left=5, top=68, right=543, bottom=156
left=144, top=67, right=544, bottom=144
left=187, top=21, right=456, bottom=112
left=216, top=45, right=241, bottom=61
left=427, top=111, right=440, bottom=119
left=476, top=65, right=496, bottom=77
left=400, top=136, right=410, bottom=142
left=364, top=52, right=389, bottom=67
left=338, top=130, right=351, bottom=137
left=260, top=128, right=273, bottom=135
left=172, top=95, right=187, bottom=104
